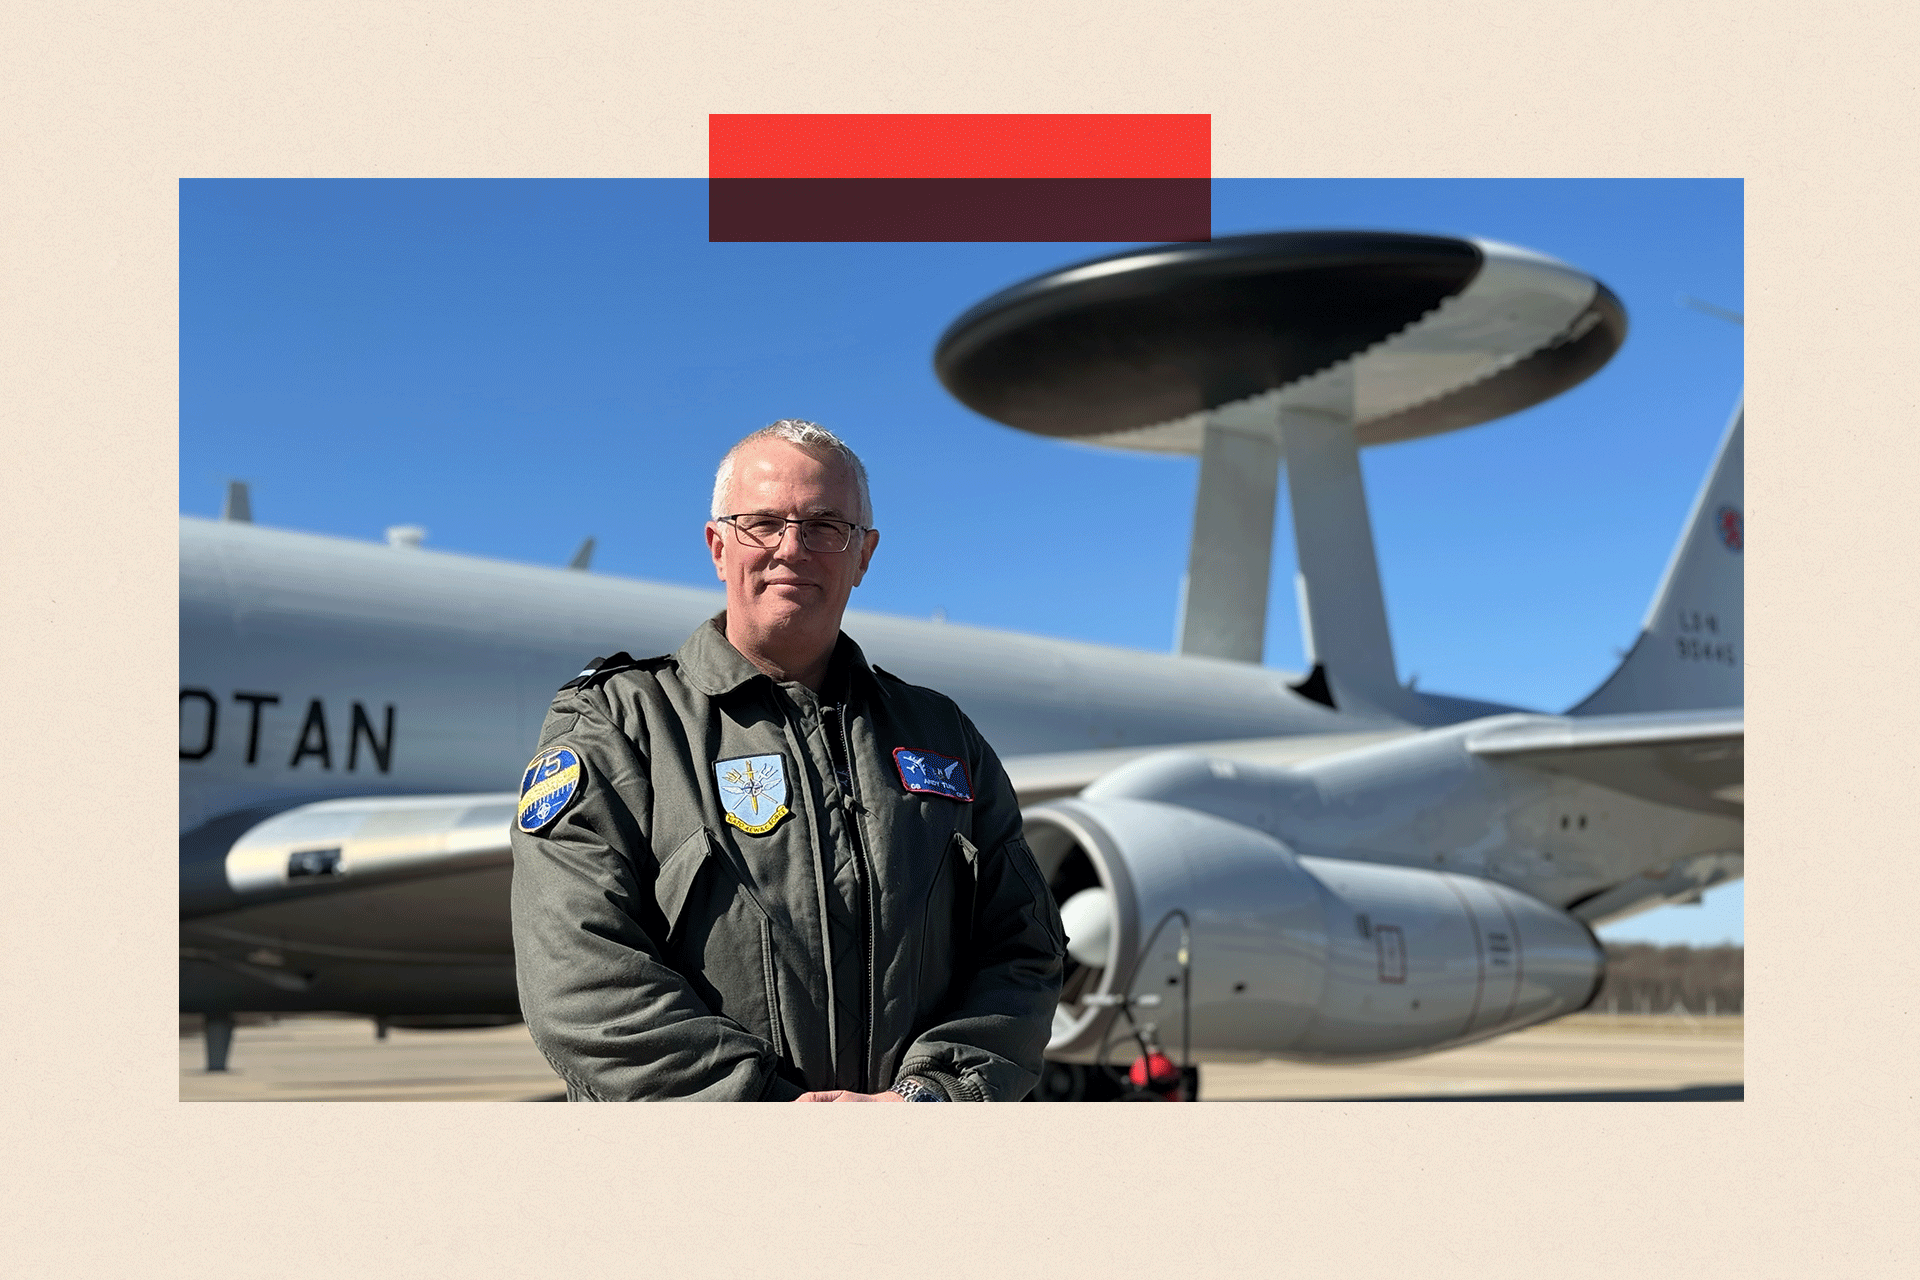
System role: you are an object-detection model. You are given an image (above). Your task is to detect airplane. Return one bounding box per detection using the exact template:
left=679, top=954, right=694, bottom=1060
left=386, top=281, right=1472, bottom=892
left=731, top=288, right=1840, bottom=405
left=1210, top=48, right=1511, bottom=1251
left=181, top=231, right=1742, bottom=1099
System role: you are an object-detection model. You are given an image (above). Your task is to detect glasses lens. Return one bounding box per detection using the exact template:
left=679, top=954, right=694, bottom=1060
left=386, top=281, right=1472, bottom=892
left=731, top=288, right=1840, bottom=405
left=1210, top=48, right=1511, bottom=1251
left=799, top=520, right=854, bottom=553
left=732, top=516, right=786, bottom=546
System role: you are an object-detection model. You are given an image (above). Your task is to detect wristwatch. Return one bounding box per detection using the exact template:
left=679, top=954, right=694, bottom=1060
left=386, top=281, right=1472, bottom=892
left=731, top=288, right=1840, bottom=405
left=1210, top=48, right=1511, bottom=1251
left=889, top=1076, right=946, bottom=1102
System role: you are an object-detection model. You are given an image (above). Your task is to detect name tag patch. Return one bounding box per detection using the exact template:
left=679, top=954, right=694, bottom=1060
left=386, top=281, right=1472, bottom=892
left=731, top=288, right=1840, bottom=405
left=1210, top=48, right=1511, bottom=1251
left=518, top=746, right=583, bottom=833
left=716, top=754, right=791, bottom=835
left=893, top=747, right=973, bottom=802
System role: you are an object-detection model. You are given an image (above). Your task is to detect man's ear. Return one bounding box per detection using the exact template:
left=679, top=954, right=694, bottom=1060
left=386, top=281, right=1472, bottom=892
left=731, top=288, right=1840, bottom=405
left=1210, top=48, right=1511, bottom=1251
left=705, top=522, right=728, bottom=580
left=852, top=527, right=879, bottom=587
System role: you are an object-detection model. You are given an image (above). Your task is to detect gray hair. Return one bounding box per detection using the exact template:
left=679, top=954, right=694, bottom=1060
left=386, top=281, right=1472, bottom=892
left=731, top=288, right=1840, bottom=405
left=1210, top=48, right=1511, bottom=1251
left=710, top=419, right=873, bottom=526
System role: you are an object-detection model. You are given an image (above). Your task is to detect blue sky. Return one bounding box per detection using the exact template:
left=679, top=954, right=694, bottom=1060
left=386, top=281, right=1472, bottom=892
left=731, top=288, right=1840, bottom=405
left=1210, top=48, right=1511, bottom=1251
left=180, top=178, right=1743, bottom=945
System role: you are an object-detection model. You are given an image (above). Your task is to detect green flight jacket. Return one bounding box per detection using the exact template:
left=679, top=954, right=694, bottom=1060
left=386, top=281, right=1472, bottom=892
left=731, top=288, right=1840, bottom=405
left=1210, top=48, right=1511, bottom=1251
left=509, top=615, right=1066, bottom=1101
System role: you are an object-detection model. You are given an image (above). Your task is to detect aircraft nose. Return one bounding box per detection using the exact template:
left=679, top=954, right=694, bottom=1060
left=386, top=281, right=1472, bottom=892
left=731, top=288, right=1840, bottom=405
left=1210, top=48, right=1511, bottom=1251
left=1059, top=887, right=1114, bottom=969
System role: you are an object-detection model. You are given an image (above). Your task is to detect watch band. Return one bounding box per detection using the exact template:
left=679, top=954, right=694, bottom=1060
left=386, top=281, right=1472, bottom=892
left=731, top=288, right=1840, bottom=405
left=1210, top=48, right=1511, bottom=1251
left=889, top=1076, right=945, bottom=1102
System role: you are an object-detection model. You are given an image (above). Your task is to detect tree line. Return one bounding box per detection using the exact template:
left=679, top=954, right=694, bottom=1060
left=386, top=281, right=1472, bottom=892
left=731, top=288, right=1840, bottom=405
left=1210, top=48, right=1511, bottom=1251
left=1591, top=943, right=1742, bottom=1014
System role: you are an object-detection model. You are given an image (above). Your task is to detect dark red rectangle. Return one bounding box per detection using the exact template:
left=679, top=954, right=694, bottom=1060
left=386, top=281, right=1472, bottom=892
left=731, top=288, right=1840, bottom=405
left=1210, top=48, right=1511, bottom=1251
left=709, top=114, right=1210, bottom=179
left=708, top=177, right=1210, bottom=243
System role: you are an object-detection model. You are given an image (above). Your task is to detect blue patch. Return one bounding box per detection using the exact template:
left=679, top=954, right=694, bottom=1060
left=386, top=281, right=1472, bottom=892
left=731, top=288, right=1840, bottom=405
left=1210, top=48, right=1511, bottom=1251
left=893, top=747, right=973, bottom=802
left=518, top=746, right=583, bottom=833
left=715, top=754, right=791, bottom=835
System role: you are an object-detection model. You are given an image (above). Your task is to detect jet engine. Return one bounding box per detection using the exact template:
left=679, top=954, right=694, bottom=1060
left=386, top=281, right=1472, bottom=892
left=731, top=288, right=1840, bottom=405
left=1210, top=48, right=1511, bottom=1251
left=1025, top=797, right=1604, bottom=1068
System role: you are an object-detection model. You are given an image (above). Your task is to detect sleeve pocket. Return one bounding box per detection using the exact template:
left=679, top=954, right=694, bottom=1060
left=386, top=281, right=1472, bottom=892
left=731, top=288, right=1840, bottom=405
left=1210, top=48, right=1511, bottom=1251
left=1006, top=835, right=1066, bottom=950
left=917, top=831, right=980, bottom=1011
left=950, top=829, right=980, bottom=936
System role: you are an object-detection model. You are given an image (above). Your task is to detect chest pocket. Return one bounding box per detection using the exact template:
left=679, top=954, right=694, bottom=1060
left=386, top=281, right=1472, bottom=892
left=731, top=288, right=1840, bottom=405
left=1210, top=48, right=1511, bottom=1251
left=652, top=828, right=786, bottom=1059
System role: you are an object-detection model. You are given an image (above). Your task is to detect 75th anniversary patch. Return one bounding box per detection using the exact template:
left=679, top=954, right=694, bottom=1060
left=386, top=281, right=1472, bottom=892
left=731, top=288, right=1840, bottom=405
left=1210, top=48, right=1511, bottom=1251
left=518, top=745, right=583, bottom=832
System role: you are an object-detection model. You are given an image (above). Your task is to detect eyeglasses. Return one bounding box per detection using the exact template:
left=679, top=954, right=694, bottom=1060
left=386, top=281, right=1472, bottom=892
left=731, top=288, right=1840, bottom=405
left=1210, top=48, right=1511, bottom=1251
left=718, top=514, right=869, bottom=554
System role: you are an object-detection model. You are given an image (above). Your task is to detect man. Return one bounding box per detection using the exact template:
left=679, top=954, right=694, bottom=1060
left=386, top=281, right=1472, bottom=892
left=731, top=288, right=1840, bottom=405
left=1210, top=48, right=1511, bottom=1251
left=510, top=419, right=1066, bottom=1100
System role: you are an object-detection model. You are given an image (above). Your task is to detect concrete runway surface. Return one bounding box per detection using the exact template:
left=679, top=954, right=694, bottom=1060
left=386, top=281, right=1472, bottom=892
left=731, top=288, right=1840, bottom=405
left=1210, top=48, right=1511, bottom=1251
left=180, top=1013, right=1741, bottom=1102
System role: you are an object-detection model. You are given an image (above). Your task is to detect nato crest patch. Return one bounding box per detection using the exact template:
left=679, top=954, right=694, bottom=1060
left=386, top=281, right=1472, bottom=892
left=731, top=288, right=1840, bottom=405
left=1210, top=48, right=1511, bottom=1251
left=518, top=746, right=583, bottom=833
left=716, top=754, right=790, bottom=835
left=894, top=747, right=973, bottom=802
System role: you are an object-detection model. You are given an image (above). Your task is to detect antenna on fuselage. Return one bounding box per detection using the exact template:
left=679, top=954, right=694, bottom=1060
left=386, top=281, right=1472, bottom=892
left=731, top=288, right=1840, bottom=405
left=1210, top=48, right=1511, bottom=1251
left=569, top=536, right=596, bottom=571
left=221, top=480, right=252, bottom=523
left=934, top=232, right=1627, bottom=720
left=1680, top=295, right=1744, bottom=326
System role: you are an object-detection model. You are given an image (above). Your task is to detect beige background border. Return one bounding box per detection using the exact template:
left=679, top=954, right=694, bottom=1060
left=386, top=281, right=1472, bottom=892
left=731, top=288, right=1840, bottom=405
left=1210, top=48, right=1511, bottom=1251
left=4, top=1, right=1911, bottom=1275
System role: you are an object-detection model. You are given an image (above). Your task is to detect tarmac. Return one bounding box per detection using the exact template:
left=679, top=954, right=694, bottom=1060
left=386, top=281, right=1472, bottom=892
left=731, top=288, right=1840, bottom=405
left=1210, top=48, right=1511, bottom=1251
left=179, top=1012, right=1742, bottom=1102
left=1198, top=1013, right=1742, bottom=1100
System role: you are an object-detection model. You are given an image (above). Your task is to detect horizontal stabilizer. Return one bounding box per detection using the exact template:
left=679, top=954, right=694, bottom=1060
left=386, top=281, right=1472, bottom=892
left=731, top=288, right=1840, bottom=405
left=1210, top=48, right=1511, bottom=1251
left=1469, top=709, right=1741, bottom=816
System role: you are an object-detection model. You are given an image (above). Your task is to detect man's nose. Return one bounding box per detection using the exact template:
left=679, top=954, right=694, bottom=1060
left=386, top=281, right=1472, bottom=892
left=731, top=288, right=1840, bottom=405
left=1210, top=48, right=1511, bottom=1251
left=773, top=522, right=810, bottom=555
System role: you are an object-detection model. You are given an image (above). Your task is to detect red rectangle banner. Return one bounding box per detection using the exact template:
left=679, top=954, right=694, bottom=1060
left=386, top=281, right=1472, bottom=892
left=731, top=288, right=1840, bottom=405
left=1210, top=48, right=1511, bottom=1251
left=708, top=114, right=1211, bottom=242
left=709, top=114, right=1210, bottom=179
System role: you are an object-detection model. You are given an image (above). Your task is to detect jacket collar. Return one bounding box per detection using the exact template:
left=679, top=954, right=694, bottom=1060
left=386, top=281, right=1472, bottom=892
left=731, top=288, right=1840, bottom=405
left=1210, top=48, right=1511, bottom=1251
left=677, top=612, right=876, bottom=700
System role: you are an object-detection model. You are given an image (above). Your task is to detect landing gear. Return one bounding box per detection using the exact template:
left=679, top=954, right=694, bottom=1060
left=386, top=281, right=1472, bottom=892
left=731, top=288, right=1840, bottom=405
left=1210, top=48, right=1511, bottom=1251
left=204, top=1013, right=235, bottom=1072
left=1028, top=1060, right=1202, bottom=1100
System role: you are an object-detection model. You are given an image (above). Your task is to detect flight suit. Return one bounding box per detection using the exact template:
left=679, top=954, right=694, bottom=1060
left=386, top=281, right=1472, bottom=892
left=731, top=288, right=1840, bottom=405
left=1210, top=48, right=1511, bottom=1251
left=509, top=615, right=1066, bottom=1100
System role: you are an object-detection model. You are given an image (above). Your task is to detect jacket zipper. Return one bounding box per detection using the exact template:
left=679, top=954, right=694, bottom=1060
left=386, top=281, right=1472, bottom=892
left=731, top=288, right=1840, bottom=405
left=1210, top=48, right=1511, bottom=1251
left=825, top=702, right=877, bottom=1094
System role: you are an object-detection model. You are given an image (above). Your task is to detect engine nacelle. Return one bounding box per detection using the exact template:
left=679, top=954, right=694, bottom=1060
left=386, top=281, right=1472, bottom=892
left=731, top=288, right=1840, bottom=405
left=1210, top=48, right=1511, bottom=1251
left=1026, top=797, right=1604, bottom=1064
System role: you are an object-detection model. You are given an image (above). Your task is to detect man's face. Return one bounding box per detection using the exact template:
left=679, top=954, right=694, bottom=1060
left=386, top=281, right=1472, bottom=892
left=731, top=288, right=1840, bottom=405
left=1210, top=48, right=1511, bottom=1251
left=705, top=439, right=879, bottom=649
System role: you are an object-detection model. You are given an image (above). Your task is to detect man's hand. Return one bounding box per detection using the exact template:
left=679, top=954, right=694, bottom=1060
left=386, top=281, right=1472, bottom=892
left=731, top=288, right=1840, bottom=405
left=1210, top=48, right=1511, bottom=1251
left=793, top=1089, right=906, bottom=1102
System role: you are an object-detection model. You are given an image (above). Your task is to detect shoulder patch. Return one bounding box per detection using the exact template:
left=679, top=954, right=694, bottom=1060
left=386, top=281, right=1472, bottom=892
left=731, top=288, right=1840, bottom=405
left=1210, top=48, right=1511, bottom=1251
left=558, top=651, right=659, bottom=692
left=518, top=746, right=584, bottom=832
left=893, top=747, right=974, bottom=802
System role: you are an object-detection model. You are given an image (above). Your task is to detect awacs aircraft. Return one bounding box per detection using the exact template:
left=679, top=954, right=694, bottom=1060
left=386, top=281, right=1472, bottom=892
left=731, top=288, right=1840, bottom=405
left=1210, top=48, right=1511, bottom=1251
left=180, top=231, right=1743, bottom=1098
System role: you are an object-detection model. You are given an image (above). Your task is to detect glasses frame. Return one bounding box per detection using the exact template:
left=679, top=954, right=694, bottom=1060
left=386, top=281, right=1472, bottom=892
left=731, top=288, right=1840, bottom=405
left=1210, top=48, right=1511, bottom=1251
left=717, top=513, right=870, bottom=554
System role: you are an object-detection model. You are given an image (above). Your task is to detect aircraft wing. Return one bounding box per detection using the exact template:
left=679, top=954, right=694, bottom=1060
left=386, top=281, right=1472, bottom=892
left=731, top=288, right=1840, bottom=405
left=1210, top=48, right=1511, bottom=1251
left=1001, top=729, right=1415, bottom=805
left=1467, top=708, right=1742, bottom=817
left=182, top=794, right=521, bottom=982
left=221, top=793, right=518, bottom=900
left=190, top=730, right=1416, bottom=938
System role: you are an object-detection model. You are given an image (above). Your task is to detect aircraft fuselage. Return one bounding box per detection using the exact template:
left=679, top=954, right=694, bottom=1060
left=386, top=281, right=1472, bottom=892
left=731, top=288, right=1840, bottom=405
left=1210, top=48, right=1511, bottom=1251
left=181, top=516, right=1447, bottom=835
